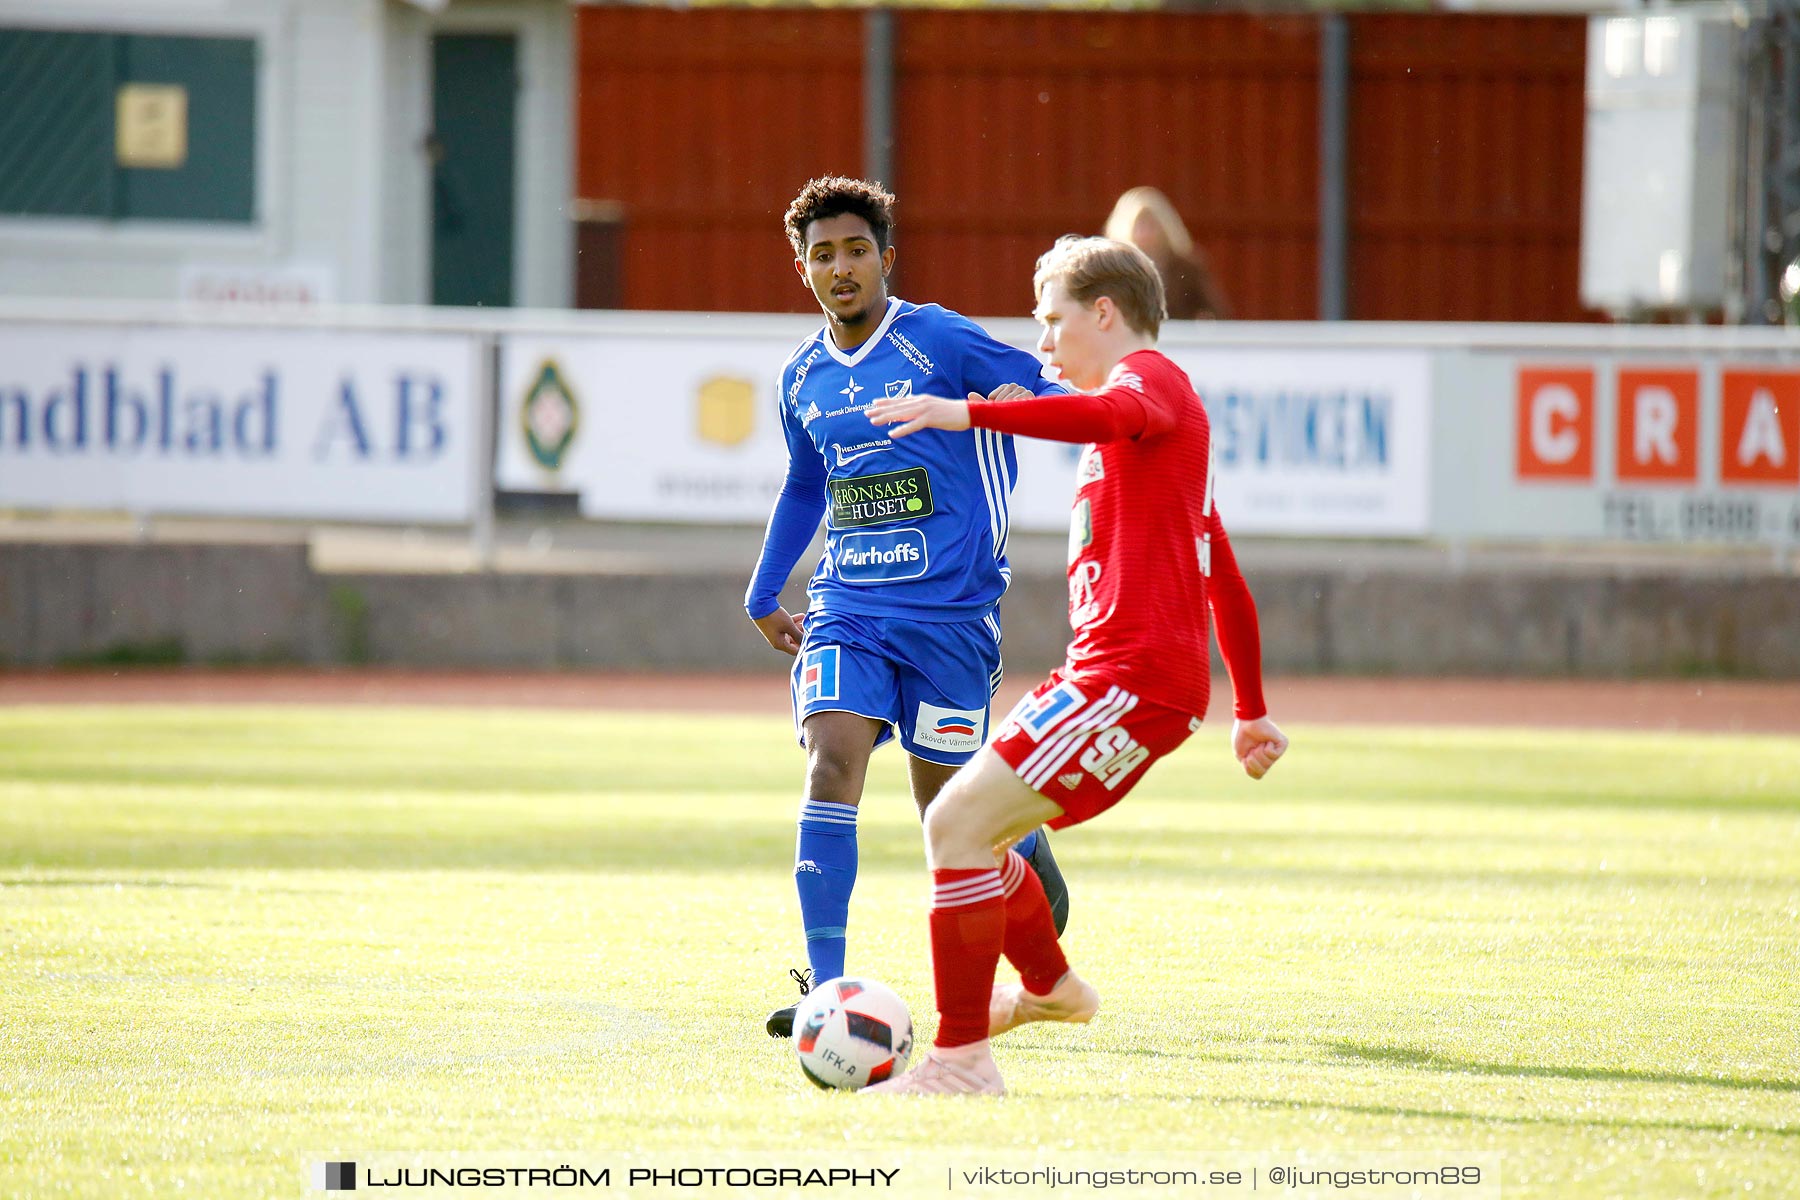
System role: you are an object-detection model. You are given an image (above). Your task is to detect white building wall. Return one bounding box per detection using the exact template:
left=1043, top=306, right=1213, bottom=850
left=287, top=0, right=386, bottom=303
left=381, top=0, right=435, bottom=306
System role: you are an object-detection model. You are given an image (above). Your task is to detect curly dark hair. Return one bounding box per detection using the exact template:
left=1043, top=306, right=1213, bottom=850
left=783, top=176, right=896, bottom=256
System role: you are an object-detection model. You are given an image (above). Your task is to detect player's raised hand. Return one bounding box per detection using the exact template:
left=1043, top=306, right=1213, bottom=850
left=866, top=393, right=971, bottom=438
left=1231, top=715, right=1288, bottom=780
left=751, top=607, right=805, bottom=656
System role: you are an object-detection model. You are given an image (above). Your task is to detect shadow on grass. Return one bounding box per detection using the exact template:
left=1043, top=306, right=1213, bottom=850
left=1170, top=1092, right=1800, bottom=1140
left=4, top=822, right=1793, bottom=890
left=0, top=820, right=802, bottom=873
left=1331, top=1041, right=1800, bottom=1095
left=1051, top=829, right=1796, bottom=891
left=0, top=877, right=226, bottom=889
left=6, top=762, right=1797, bottom=814
left=1022, top=1042, right=1263, bottom=1066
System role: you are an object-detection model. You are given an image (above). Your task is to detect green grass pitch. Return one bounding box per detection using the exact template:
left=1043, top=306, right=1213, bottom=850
left=2, top=704, right=1796, bottom=1198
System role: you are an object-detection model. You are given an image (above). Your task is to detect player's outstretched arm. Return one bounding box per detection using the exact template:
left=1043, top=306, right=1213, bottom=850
left=1231, top=715, right=1288, bottom=780
left=865, top=392, right=972, bottom=438
left=751, top=607, right=806, bottom=657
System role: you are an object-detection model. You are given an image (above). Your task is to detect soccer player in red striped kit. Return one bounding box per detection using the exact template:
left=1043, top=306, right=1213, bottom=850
left=860, top=234, right=1289, bottom=1095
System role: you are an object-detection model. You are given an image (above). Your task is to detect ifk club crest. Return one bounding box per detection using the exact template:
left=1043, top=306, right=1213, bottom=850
left=697, top=375, right=756, bottom=448
left=521, top=360, right=578, bottom=472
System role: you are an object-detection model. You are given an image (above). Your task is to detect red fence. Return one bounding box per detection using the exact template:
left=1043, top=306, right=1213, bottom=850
left=574, top=7, right=1592, bottom=322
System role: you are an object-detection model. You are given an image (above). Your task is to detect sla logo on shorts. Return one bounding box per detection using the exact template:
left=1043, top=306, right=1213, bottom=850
left=835, top=528, right=929, bottom=584
left=913, top=701, right=985, bottom=753
left=798, top=645, right=840, bottom=703
left=829, top=466, right=934, bottom=528
left=1080, top=726, right=1150, bottom=791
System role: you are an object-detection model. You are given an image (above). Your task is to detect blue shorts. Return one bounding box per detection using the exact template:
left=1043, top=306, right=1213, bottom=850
left=790, top=608, right=1004, bottom=765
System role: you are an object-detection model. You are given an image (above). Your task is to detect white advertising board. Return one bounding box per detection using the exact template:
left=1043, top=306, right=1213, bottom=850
left=497, top=324, right=1094, bottom=532
left=1010, top=347, right=1434, bottom=536
left=499, top=326, right=1432, bottom=539
left=0, top=326, right=481, bottom=521
left=498, top=328, right=814, bottom=523
left=1434, top=352, right=1800, bottom=545
left=1175, top=347, right=1433, bottom=536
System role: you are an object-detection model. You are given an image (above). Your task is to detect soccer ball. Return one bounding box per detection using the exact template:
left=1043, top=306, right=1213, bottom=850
left=793, top=976, right=914, bottom=1091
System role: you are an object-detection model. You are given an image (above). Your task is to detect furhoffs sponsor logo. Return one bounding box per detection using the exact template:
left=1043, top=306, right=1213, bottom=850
left=833, top=528, right=928, bottom=584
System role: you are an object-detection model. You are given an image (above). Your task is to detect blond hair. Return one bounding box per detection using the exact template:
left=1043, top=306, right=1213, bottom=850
left=1033, top=235, right=1166, bottom=339
left=1102, top=186, right=1194, bottom=258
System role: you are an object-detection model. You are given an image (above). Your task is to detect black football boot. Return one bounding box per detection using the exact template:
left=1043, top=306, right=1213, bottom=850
left=764, top=966, right=813, bottom=1038
left=1025, top=827, right=1070, bottom=935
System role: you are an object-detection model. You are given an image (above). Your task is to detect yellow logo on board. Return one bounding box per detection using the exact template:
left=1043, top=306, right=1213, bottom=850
left=697, top=375, right=756, bottom=447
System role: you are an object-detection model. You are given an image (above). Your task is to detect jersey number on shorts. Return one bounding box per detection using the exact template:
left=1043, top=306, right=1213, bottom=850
left=1079, top=726, right=1151, bottom=791
left=799, top=645, right=841, bottom=703
left=1015, top=681, right=1086, bottom=741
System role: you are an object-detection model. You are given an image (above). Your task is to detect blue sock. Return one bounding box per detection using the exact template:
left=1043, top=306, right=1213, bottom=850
left=1014, top=828, right=1039, bottom=859
left=795, top=800, right=858, bottom=985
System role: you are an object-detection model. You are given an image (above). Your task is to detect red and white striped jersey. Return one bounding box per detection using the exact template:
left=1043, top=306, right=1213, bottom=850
left=969, top=349, right=1265, bottom=719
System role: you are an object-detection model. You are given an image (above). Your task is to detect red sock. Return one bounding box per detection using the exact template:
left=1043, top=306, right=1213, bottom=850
left=929, top=868, right=1006, bottom=1048
left=999, top=849, right=1070, bottom=996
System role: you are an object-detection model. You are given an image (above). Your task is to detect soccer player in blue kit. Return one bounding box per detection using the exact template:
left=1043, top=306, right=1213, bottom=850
left=747, top=177, right=1071, bottom=1038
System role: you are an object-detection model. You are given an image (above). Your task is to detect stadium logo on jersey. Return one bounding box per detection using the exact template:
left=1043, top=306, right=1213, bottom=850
left=521, top=360, right=578, bottom=472
left=696, top=375, right=756, bottom=447
left=833, top=439, right=893, bottom=469
left=914, top=701, right=985, bottom=753
left=1075, top=444, right=1105, bottom=488
left=884, top=379, right=914, bottom=401
left=788, top=344, right=825, bottom=404
left=798, top=645, right=841, bottom=703
left=829, top=466, right=934, bottom=527
left=834, top=528, right=929, bottom=583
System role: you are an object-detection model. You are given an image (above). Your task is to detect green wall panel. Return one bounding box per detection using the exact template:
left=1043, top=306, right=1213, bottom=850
left=0, top=26, right=255, bottom=224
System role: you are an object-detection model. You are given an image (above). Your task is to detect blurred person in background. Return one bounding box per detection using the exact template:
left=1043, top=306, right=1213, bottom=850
left=1103, top=186, right=1231, bottom=321
left=745, top=176, right=1072, bottom=1040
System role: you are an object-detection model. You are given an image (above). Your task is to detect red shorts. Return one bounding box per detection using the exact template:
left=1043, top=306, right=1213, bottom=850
left=990, top=668, right=1201, bottom=829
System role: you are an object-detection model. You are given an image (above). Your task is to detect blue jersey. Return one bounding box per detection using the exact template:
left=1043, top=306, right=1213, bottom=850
left=745, top=298, right=1062, bottom=623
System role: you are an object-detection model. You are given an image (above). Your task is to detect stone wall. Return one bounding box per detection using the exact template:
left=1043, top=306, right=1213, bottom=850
left=3, top=542, right=1795, bottom=677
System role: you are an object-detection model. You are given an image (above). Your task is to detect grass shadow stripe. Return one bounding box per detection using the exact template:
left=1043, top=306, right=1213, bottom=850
left=1330, top=1041, right=1800, bottom=1094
